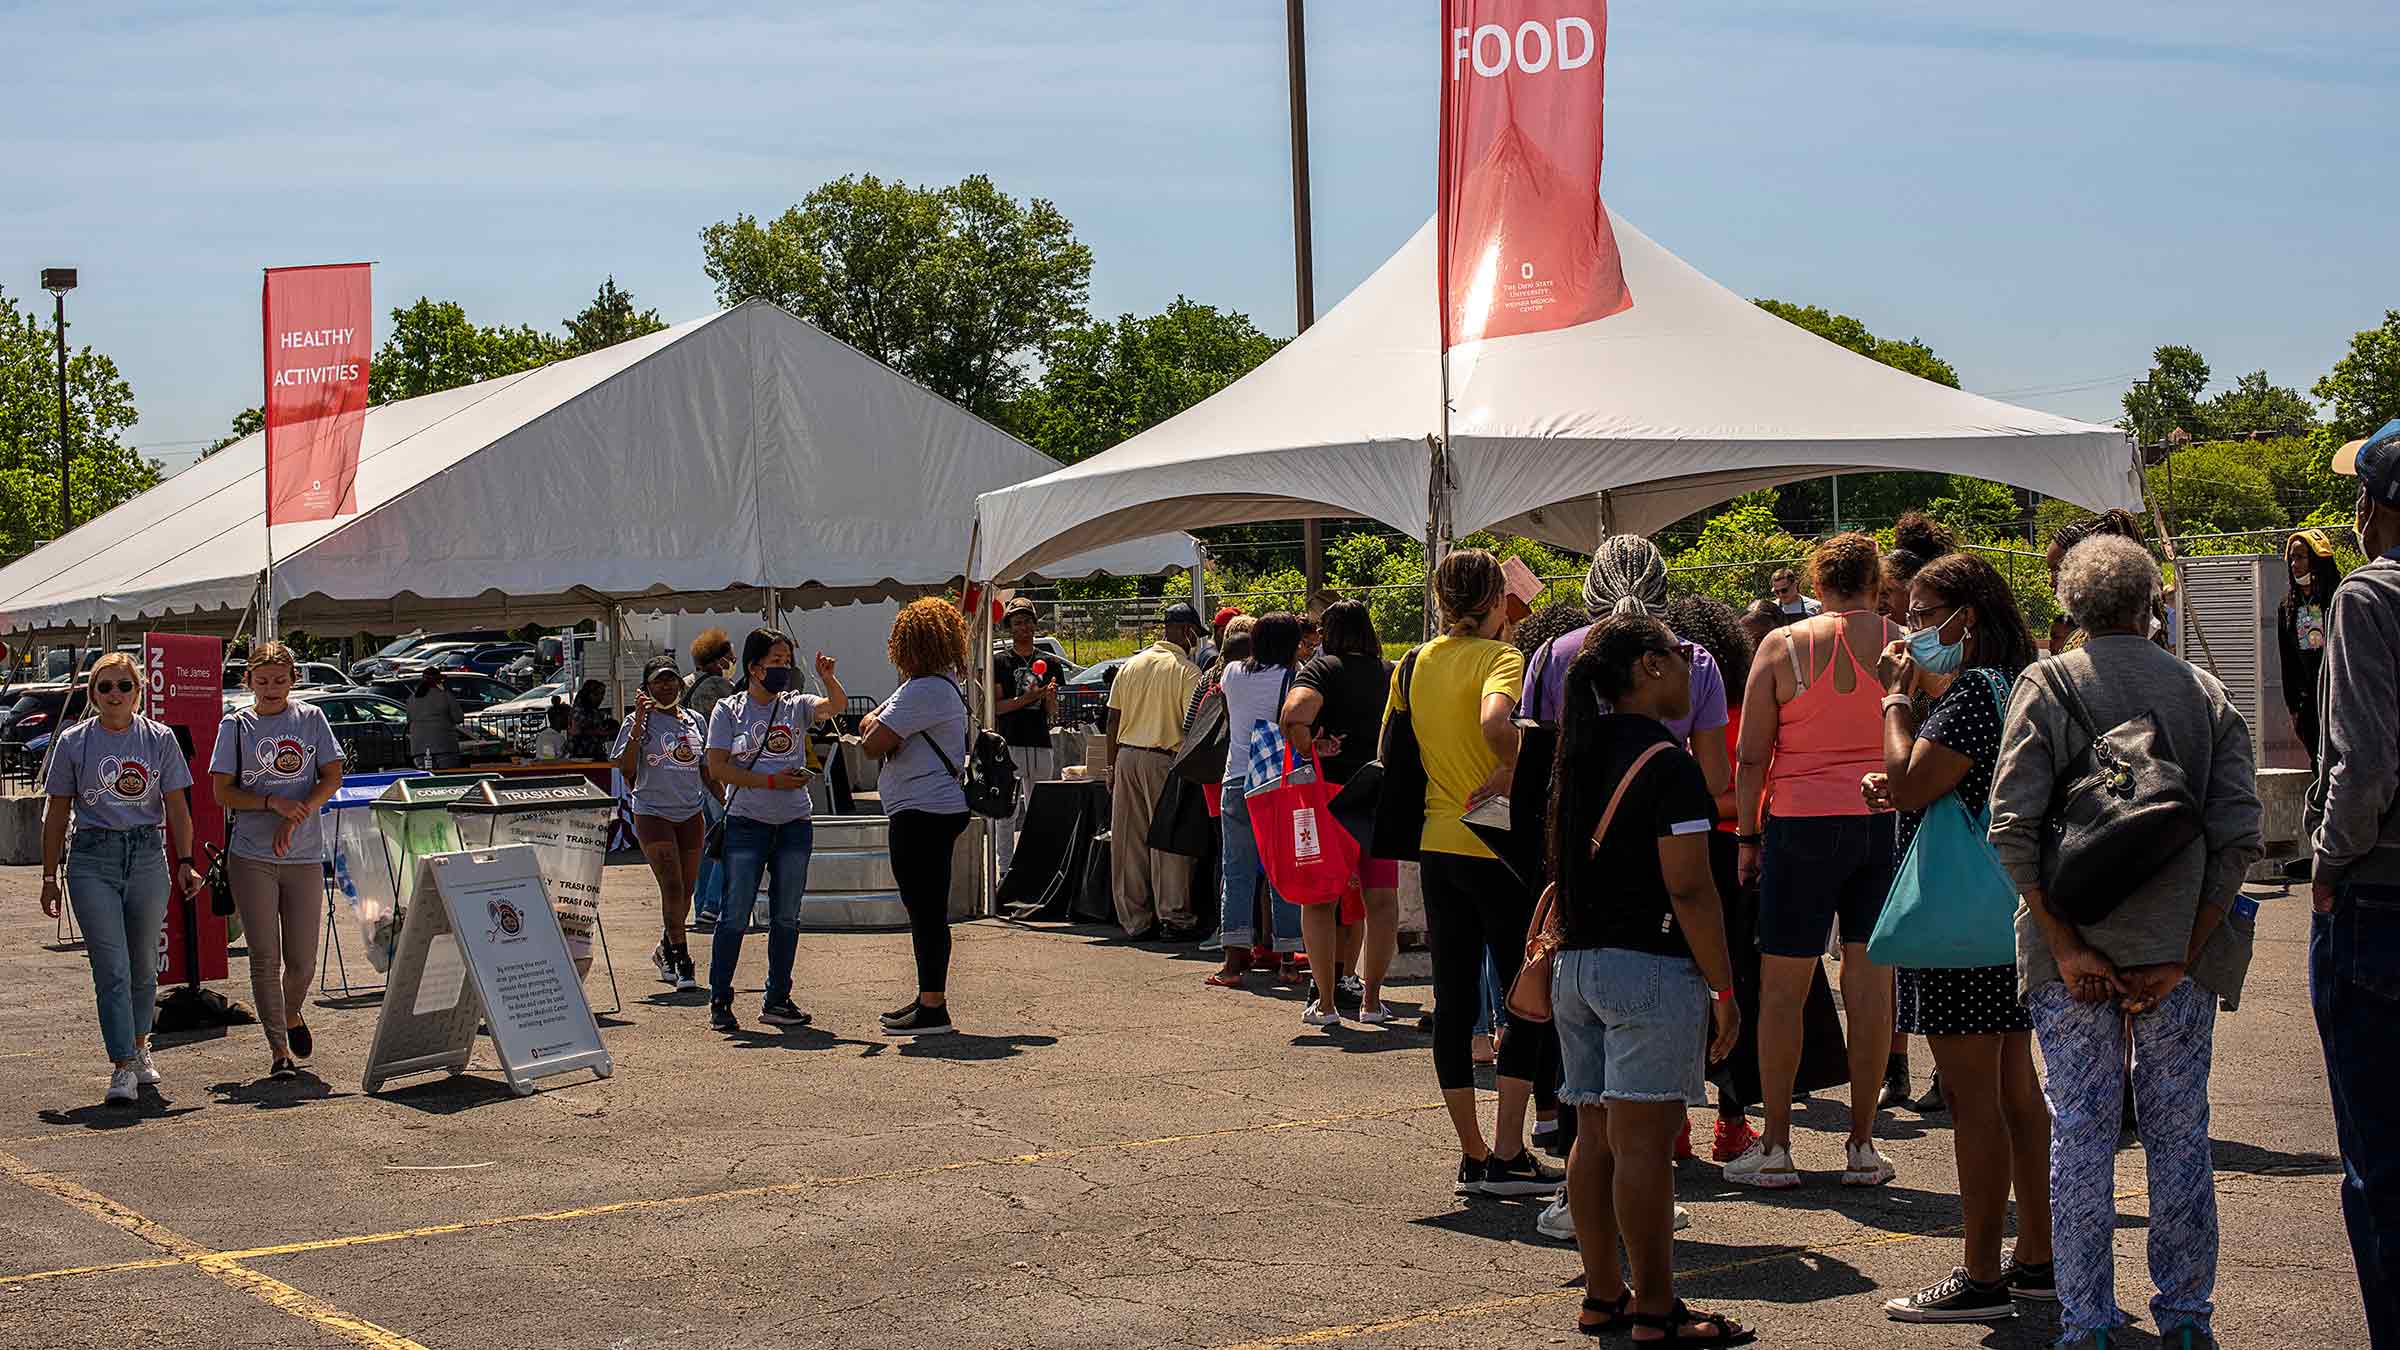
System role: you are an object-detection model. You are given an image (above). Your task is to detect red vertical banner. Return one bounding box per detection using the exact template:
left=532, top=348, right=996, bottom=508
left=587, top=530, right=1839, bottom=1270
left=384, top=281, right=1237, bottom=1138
left=145, top=634, right=229, bottom=984
left=1438, top=2, right=1629, bottom=349
left=262, top=263, right=372, bottom=524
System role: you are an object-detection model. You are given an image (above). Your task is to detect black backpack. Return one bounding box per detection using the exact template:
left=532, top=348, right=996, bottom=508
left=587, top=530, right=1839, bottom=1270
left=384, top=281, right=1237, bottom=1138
left=919, top=678, right=1022, bottom=820
left=2035, top=659, right=2207, bottom=925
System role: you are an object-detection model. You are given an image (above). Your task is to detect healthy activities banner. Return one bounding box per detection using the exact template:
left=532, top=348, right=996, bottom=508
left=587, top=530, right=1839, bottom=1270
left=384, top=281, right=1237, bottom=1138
left=1438, top=1, right=1629, bottom=349
left=262, top=263, right=371, bottom=524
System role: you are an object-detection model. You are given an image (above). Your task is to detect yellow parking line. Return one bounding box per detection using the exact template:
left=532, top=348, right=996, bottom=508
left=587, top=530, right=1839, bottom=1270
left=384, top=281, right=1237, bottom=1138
left=0, top=1100, right=1449, bottom=1286
left=0, top=1150, right=428, bottom=1350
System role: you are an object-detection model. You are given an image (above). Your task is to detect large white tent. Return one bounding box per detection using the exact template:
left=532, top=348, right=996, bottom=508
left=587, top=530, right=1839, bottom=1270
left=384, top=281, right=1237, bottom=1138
left=0, top=300, right=1195, bottom=639
left=974, top=211, right=2138, bottom=581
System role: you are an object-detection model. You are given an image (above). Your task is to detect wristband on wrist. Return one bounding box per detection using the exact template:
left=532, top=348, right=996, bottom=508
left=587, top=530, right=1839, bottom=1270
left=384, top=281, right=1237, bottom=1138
left=1881, top=692, right=1915, bottom=713
left=1735, top=832, right=1763, bottom=846
left=1709, top=985, right=1734, bottom=1003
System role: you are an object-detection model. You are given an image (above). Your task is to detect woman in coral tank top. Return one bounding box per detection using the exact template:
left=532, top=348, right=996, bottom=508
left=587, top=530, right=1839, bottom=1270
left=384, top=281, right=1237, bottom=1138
left=1724, top=533, right=1902, bottom=1191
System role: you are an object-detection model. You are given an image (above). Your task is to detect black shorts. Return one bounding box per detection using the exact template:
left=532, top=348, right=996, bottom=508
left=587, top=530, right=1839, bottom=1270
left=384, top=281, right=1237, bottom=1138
left=1756, top=813, right=1896, bottom=958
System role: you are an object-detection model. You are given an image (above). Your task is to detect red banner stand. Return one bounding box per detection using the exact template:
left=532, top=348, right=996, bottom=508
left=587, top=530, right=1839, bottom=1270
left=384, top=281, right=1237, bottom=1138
left=144, top=634, right=252, bottom=1032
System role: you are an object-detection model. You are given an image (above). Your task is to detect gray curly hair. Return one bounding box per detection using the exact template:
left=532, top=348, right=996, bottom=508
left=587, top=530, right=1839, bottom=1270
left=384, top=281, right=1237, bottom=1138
left=1583, top=534, right=1669, bottom=620
left=2056, top=535, right=2160, bottom=635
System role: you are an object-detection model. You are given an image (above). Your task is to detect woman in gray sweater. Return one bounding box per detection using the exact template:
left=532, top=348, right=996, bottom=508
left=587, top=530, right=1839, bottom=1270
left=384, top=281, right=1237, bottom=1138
left=1987, top=535, right=2263, bottom=1350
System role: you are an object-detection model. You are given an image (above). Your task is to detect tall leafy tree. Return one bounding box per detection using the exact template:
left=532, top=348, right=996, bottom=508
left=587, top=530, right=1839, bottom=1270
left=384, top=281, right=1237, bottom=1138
left=1741, top=300, right=1963, bottom=536
left=369, top=298, right=563, bottom=405
left=561, top=276, right=665, bottom=357
left=2120, top=344, right=2211, bottom=444
left=0, top=284, right=157, bottom=555
left=205, top=406, right=263, bottom=457
left=2197, top=369, right=2316, bottom=440
left=2313, top=310, right=2400, bottom=442
left=1014, top=297, right=1284, bottom=463
left=700, top=174, right=1092, bottom=421
left=1754, top=299, right=1961, bottom=388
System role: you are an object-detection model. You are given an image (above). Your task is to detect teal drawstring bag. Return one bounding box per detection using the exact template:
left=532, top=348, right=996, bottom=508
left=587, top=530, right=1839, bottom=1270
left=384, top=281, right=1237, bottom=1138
left=1867, top=671, right=2020, bottom=970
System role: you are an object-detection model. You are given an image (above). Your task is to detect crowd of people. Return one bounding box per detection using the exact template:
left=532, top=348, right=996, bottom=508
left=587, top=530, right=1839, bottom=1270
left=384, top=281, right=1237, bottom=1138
left=28, top=418, right=2400, bottom=1345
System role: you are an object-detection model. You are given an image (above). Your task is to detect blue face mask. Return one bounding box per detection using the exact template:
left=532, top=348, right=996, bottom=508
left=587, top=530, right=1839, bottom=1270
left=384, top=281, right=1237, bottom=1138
left=1906, top=610, right=1968, bottom=677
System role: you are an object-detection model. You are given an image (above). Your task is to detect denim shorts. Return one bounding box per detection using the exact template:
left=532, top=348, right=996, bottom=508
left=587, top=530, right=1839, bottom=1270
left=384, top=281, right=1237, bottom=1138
left=1555, top=946, right=1711, bottom=1105
left=1756, top=812, right=1896, bottom=958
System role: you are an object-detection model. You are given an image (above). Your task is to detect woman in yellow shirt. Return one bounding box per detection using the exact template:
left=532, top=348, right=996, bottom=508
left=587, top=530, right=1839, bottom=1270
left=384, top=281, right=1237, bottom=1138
left=1387, top=549, right=1563, bottom=1199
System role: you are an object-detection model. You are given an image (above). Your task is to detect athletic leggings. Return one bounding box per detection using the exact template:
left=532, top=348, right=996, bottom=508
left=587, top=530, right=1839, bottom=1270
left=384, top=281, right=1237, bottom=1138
left=890, top=810, right=970, bottom=994
left=229, top=856, right=323, bottom=1060
left=1421, top=851, right=1556, bottom=1093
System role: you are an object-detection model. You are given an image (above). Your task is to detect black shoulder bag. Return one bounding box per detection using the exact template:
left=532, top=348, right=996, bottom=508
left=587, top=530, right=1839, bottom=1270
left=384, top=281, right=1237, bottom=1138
left=204, top=715, right=245, bottom=916
left=1358, top=646, right=1427, bottom=862
left=704, top=709, right=772, bottom=863
left=2035, top=658, right=2206, bottom=925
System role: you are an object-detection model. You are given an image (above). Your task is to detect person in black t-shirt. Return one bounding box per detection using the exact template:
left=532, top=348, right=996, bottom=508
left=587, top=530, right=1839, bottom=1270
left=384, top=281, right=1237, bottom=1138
left=990, top=597, right=1058, bottom=878
left=1280, top=600, right=1397, bottom=1020
left=1545, top=615, right=1748, bottom=1345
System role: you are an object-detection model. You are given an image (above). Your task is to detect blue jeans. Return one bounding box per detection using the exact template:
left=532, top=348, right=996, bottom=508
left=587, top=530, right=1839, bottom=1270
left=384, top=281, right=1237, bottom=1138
left=66, top=826, right=172, bottom=1064
left=691, top=793, right=726, bottom=922
left=709, top=816, right=812, bottom=1007
left=2313, top=886, right=2400, bottom=1348
left=1218, top=784, right=1300, bottom=951
left=1474, top=951, right=1502, bottom=1038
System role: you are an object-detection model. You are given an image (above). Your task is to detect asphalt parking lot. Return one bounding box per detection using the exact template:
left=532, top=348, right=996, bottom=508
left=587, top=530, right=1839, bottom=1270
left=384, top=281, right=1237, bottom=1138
left=0, top=865, right=2364, bottom=1349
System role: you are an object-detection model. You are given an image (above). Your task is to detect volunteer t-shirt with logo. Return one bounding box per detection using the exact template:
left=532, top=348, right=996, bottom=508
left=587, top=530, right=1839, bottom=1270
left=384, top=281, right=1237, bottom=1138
left=705, top=690, right=826, bottom=826
left=612, top=706, right=708, bottom=821
left=44, top=716, right=193, bottom=833
left=210, top=703, right=346, bottom=863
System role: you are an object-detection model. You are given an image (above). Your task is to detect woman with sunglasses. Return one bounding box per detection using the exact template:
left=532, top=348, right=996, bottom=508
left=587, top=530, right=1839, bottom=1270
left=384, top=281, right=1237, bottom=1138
left=39, top=653, right=204, bottom=1104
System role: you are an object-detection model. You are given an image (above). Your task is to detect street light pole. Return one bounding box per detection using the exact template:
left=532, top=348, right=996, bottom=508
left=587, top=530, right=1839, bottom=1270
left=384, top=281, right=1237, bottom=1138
left=1286, top=0, right=1324, bottom=601
left=40, top=268, right=77, bottom=534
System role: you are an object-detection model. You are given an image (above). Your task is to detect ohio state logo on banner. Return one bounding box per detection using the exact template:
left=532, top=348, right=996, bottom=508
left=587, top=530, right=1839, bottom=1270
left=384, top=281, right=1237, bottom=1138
left=1438, top=1, right=1630, bottom=349
left=263, top=262, right=372, bottom=524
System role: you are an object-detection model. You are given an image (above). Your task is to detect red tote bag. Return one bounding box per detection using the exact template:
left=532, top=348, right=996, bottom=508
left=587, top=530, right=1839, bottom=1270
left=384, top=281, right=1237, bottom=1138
left=1247, top=743, right=1360, bottom=905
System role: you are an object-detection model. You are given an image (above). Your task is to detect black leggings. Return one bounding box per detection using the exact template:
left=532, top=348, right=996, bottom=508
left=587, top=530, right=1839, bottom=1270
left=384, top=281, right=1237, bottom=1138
left=1422, top=852, right=1556, bottom=1093
left=890, top=810, right=970, bottom=994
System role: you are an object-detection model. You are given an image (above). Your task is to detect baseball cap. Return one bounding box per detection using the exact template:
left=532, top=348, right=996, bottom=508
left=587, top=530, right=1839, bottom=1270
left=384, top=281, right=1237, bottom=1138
left=642, top=655, right=682, bottom=683
left=2290, top=528, right=2335, bottom=560
left=2334, top=418, right=2400, bottom=509
left=1212, top=605, right=1242, bottom=628
left=1003, top=596, right=1039, bottom=619
left=1162, top=601, right=1201, bottom=626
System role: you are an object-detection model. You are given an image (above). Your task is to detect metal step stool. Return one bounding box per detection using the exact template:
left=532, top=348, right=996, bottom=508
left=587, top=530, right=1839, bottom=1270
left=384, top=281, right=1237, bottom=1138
left=742, top=814, right=909, bottom=931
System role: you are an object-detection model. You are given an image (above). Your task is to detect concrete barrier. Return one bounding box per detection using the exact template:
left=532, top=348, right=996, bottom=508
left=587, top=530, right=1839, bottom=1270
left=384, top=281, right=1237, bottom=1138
left=0, top=794, right=43, bottom=866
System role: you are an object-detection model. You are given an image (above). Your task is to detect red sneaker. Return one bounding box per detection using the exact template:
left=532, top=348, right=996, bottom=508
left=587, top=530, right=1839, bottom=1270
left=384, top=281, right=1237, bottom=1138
left=1674, top=1117, right=1696, bottom=1161
left=1712, top=1117, right=1760, bottom=1164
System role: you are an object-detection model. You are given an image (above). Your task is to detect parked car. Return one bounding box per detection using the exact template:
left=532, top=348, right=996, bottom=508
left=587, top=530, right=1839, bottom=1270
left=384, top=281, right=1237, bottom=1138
left=0, top=685, right=76, bottom=773
left=988, top=637, right=1085, bottom=685
left=258, top=688, right=509, bottom=772
left=1056, top=657, right=1127, bottom=730
left=223, top=661, right=350, bottom=691
left=430, top=642, right=534, bottom=677
left=466, top=681, right=566, bottom=756
left=366, top=672, right=521, bottom=715
left=347, top=629, right=510, bottom=683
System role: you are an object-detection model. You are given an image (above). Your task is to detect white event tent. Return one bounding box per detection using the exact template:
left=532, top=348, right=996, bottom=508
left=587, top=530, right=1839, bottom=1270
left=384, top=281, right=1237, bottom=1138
left=0, top=300, right=1195, bottom=640
left=974, top=211, right=2138, bottom=581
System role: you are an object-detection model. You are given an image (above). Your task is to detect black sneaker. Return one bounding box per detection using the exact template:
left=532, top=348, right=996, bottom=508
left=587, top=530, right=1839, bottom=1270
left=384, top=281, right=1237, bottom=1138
left=1878, top=1056, right=1911, bottom=1109
left=650, top=942, right=677, bottom=984
left=880, top=998, right=924, bottom=1025
left=287, top=1023, right=313, bottom=1061
left=1481, top=1148, right=1565, bottom=1198
left=1913, top=1071, right=1949, bottom=1114
left=270, top=1057, right=299, bottom=1080
left=1883, top=1269, right=2015, bottom=1323
left=708, top=1000, right=738, bottom=1033
left=2002, top=1256, right=2057, bottom=1301
left=672, top=948, right=698, bottom=992
left=1453, top=1154, right=1487, bottom=1196
left=758, top=998, right=811, bottom=1027
left=883, top=1002, right=954, bottom=1036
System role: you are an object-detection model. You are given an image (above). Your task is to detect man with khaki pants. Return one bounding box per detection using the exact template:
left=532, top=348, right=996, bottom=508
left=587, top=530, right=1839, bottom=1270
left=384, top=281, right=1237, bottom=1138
left=1106, top=603, right=1203, bottom=938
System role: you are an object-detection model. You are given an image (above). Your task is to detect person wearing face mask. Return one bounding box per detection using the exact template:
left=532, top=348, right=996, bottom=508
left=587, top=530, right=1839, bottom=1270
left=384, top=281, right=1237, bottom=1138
left=39, top=653, right=204, bottom=1104
left=702, top=627, right=843, bottom=1033
left=2279, top=529, right=2342, bottom=775
left=615, top=656, right=708, bottom=992
left=1864, top=554, right=2056, bottom=1322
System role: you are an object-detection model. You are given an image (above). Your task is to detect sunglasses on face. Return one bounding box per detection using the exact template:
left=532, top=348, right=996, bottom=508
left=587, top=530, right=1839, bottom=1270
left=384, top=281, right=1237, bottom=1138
left=93, top=680, right=137, bottom=695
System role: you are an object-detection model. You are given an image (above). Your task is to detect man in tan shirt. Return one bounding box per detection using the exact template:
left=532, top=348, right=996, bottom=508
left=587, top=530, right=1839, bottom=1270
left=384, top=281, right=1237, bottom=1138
left=1106, top=603, right=1203, bottom=937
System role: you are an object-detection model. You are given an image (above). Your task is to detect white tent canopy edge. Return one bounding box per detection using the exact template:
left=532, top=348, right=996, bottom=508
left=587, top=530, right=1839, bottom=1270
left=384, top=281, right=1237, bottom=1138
left=973, top=211, right=2137, bottom=581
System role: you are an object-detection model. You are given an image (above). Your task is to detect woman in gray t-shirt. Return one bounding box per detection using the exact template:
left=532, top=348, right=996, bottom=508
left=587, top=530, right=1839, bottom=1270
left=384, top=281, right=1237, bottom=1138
left=40, top=653, right=203, bottom=1104
left=208, top=643, right=345, bottom=1080
left=859, top=599, right=974, bottom=1035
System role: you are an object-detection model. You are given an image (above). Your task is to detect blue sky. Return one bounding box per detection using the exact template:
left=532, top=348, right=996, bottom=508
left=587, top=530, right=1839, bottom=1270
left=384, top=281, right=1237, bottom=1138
left=6, top=1, right=2395, bottom=474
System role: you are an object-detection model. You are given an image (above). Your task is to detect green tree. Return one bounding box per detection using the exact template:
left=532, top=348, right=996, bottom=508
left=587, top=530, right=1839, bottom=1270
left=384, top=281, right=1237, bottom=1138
left=0, top=285, right=157, bottom=554
left=1754, top=300, right=1961, bottom=388
left=1663, top=488, right=1811, bottom=608
left=1014, top=297, right=1284, bottom=464
left=560, top=276, right=665, bottom=357
left=369, top=298, right=563, bottom=405
left=1749, top=301, right=1963, bottom=535
left=2197, top=370, right=2316, bottom=440
left=700, top=173, right=1092, bottom=421
left=205, top=406, right=263, bottom=457
left=2147, top=440, right=2283, bottom=535
left=2313, top=310, right=2400, bottom=442
left=1923, top=474, right=2021, bottom=533
left=2121, top=344, right=2211, bottom=444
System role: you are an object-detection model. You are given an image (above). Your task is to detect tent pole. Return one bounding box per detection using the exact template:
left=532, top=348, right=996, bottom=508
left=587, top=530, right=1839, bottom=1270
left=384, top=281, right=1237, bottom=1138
left=608, top=603, right=627, bottom=719
left=965, top=526, right=998, bottom=918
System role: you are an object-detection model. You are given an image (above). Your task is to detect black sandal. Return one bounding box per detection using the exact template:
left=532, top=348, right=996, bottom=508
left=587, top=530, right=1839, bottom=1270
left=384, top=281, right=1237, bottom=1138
left=1625, top=1299, right=1753, bottom=1346
left=1578, top=1290, right=1633, bottom=1337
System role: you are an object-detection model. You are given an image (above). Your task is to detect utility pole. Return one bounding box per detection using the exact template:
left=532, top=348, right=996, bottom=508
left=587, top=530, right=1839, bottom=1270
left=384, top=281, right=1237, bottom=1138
left=41, top=269, right=77, bottom=533
left=1286, top=0, right=1324, bottom=604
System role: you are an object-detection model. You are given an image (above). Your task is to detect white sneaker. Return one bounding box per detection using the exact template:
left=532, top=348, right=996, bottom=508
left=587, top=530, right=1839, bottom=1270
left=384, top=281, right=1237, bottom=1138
left=1843, top=1139, right=1897, bottom=1187
left=106, top=1066, right=139, bottom=1103
left=1535, top=1192, right=1690, bottom=1242
left=1721, top=1139, right=1802, bottom=1189
left=1301, top=1003, right=1341, bottom=1027
left=134, top=1047, right=161, bottom=1086
left=1354, top=1005, right=1397, bottom=1025
left=1338, top=973, right=1364, bottom=996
